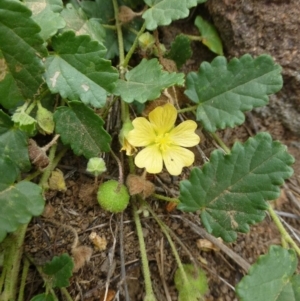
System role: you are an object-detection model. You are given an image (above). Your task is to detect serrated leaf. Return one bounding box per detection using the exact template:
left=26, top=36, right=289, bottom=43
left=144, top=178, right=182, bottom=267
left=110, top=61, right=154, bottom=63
left=0, top=110, right=31, bottom=172
left=236, top=246, right=300, bottom=301
left=166, top=34, right=192, bottom=69
left=43, top=254, right=74, bottom=288
left=142, top=0, right=199, bottom=30
left=185, top=54, right=283, bottom=132
left=0, top=0, right=47, bottom=109
left=44, top=31, right=118, bottom=108
left=11, top=106, right=37, bottom=136
left=60, top=3, right=105, bottom=43
left=30, top=293, right=56, bottom=301
left=0, top=181, right=44, bottom=242
left=79, top=0, right=113, bottom=21
left=174, top=264, right=208, bottom=301
left=53, top=101, right=111, bottom=158
left=194, top=16, right=223, bottom=55
left=178, top=133, right=294, bottom=242
left=114, top=58, right=185, bottom=103
left=24, top=0, right=65, bottom=41
left=0, top=157, right=19, bottom=191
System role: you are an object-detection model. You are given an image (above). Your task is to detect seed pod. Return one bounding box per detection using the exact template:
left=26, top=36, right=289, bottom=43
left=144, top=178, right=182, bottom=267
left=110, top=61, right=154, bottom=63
left=126, top=174, right=155, bottom=198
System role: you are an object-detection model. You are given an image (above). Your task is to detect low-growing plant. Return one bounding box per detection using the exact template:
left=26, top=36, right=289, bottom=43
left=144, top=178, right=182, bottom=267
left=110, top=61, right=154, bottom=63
left=0, top=0, right=298, bottom=300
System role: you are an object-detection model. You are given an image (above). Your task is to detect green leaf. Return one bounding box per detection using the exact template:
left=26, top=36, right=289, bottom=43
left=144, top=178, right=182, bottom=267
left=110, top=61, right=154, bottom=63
left=0, top=110, right=31, bottom=172
left=166, top=34, right=192, bottom=69
left=114, top=58, right=185, bottom=103
left=23, top=0, right=66, bottom=41
left=36, top=101, right=55, bottom=135
left=185, top=54, right=283, bottom=132
left=236, top=246, right=300, bottom=301
left=0, top=0, right=47, bottom=109
left=11, top=105, right=37, bottom=136
left=142, top=0, right=199, bottom=30
left=0, top=181, right=44, bottom=242
left=194, top=16, right=223, bottom=55
left=60, top=3, right=105, bottom=43
left=174, top=264, right=208, bottom=301
left=53, top=101, right=111, bottom=158
left=44, top=31, right=118, bottom=108
left=43, top=254, right=74, bottom=288
left=30, top=293, right=56, bottom=301
left=0, top=157, right=19, bottom=191
left=178, top=133, right=294, bottom=242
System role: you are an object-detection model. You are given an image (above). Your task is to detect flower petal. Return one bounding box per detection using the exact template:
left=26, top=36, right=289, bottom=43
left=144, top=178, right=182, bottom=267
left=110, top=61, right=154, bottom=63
left=169, top=120, right=200, bottom=147
left=148, top=103, right=177, bottom=134
left=135, top=145, right=163, bottom=174
left=127, top=117, right=156, bottom=147
left=162, top=146, right=195, bottom=176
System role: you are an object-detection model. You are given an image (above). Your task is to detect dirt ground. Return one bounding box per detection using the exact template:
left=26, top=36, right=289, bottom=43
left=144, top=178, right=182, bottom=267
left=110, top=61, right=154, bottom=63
left=23, top=2, right=300, bottom=301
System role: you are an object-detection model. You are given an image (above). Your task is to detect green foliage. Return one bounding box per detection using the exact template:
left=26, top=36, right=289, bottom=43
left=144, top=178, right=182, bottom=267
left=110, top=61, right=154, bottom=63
left=178, top=133, right=294, bottom=242
left=114, top=58, right=185, bottom=103
left=166, top=35, right=192, bottom=69
left=185, top=54, right=283, bottom=132
left=236, top=246, right=300, bottom=301
left=54, top=101, right=111, bottom=158
left=194, top=16, right=223, bottom=55
left=12, top=104, right=37, bottom=136
left=0, top=0, right=47, bottom=109
left=30, top=294, right=56, bottom=301
left=174, top=264, right=208, bottom=301
left=23, top=0, right=66, bottom=41
left=142, top=0, right=202, bottom=30
left=0, top=181, right=44, bottom=242
left=43, top=254, right=74, bottom=288
left=44, top=31, right=118, bottom=108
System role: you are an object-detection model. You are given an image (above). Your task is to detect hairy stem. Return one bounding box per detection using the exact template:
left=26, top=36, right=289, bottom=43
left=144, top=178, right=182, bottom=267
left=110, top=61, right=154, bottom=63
left=268, top=204, right=300, bottom=256
left=132, top=199, right=157, bottom=301
left=17, top=257, right=30, bottom=301
left=210, top=132, right=231, bottom=154
left=152, top=193, right=179, bottom=203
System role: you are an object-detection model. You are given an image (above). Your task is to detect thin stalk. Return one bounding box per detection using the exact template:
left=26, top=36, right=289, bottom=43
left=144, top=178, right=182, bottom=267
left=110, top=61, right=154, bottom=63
left=123, top=22, right=146, bottom=68
left=132, top=200, right=157, bottom=301
left=268, top=204, right=300, bottom=257
left=112, top=0, right=125, bottom=64
left=17, top=257, right=30, bottom=301
left=210, top=132, right=231, bottom=154
left=60, top=287, right=74, bottom=301
left=152, top=193, right=179, bottom=203
left=183, top=34, right=203, bottom=42
left=177, top=105, right=198, bottom=114
left=145, top=203, right=189, bottom=285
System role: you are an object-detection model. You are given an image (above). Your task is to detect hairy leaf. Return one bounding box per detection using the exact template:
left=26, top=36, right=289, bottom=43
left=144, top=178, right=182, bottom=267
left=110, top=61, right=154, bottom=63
left=236, top=246, right=300, bottom=301
left=185, top=54, right=283, bottom=132
left=0, top=0, right=47, bottom=109
left=114, top=58, right=185, bottom=103
left=43, top=254, right=74, bottom=288
left=174, top=264, right=208, bottom=301
left=24, top=0, right=65, bottom=41
left=194, top=16, right=223, bottom=55
left=142, top=0, right=200, bottom=30
left=178, top=133, right=294, bottom=242
left=60, top=3, right=105, bottom=43
left=0, top=181, right=44, bottom=242
left=44, top=31, right=118, bottom=108
left=54, top=101, right=111, bottom=158
left=0, top=110, right=31, bottom=172
left=166, top=35, right=192, bottom=69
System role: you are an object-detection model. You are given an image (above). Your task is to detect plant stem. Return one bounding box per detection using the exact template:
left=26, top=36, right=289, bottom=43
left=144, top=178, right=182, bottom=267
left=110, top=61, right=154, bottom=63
left=60, top=287, right=74, bottom=301
left=123, top=22, right=146, bottom=68
left=183, top=34, right=203, bottom=42
left=268, top=204, right=300, bottom=257
left=17, top=257, right=30, bottom=301
left=112, top=0, right=125, bottom=64
left=177, top=105, right=198, bottom=114
left=152, top=193, right=179, bottom=203
left=210, top=132, right=231, bottom=154
left=132, top=200, right=157, bottom=301
left=145, top=203, right=189, bottom=285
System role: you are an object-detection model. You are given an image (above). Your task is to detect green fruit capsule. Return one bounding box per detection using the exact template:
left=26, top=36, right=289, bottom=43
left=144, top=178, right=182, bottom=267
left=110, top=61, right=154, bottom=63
left=97, top=180, right=130, bottom=213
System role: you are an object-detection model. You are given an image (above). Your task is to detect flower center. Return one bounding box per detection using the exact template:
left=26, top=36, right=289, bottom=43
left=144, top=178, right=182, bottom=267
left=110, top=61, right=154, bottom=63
left=155, top=133, right=172, bottom=152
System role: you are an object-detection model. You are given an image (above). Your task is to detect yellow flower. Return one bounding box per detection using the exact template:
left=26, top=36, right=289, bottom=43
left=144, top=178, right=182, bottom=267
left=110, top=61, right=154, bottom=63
left=127, top=103, right=200, bottom=176
left=119, top=120, right=137, bottom=156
